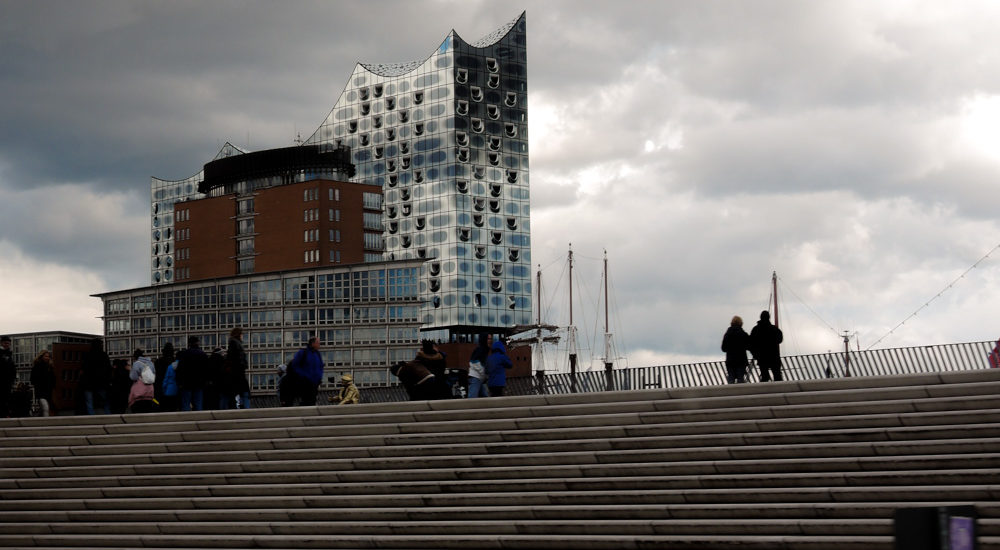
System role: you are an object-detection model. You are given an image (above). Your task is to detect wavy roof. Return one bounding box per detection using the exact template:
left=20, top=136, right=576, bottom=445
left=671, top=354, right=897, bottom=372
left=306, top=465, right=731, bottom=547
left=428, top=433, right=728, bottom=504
left=359, top=12, right=523, bottom=78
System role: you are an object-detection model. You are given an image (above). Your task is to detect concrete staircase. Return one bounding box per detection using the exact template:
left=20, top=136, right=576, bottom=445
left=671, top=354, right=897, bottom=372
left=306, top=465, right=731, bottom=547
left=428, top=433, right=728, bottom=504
left=1, top=369, right=998, bottom=549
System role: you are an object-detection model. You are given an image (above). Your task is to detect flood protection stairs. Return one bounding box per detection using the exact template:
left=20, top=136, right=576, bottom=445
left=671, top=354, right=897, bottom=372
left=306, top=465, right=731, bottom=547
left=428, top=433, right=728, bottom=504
left=1, top=369, right=999, bottom=549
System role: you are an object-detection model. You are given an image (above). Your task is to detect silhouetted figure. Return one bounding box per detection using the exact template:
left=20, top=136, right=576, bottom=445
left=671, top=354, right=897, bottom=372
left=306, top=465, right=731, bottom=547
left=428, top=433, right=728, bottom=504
left=721, top=316, right=751, bottom=384
left=750, top=310, right=784, bottom=382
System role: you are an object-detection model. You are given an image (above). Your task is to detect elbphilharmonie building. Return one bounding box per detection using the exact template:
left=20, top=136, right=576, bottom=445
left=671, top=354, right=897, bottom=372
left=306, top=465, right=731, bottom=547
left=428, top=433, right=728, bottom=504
left=148, top=12, right=531, bottom=339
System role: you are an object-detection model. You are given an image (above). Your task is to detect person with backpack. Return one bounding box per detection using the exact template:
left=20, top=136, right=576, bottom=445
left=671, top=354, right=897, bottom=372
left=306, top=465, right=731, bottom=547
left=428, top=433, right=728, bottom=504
left=127, top=349, right=156, bottom=414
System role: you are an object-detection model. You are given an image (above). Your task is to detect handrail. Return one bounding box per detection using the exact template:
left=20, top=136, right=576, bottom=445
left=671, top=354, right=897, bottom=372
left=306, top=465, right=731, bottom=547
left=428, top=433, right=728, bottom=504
left=324, top=340, right=998, bottom=404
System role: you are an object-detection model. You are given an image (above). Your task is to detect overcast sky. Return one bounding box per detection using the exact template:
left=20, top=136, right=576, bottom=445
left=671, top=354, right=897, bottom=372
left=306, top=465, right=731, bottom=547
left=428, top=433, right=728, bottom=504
left=2, top=0, right=1000, bottom=370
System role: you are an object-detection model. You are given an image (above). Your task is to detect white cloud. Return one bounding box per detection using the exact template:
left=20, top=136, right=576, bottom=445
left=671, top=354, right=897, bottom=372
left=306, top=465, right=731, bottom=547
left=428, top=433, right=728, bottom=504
left=0, top=241, right=105, bottom=335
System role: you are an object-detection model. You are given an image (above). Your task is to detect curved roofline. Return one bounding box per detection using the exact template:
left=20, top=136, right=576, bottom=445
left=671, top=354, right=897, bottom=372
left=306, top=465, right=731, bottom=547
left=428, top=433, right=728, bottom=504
left=358, top=11, right=524, bottom=78
left=152, top=142, right=246, bottom=184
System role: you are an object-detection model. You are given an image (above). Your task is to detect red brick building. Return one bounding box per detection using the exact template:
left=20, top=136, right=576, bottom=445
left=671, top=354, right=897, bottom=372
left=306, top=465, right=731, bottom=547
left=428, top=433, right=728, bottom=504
left=170, top=146, right=383, bottom=283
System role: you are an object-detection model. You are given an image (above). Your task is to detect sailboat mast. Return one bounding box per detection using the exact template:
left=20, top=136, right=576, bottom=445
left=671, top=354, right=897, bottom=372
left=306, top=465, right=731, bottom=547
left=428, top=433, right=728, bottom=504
left=567, top=244, right=578, bottom=378
left=603, top=250, right=613, bottom=372
left=771, top=271, right=779, bottom=329
left=535, top=264, right=545, bottom=376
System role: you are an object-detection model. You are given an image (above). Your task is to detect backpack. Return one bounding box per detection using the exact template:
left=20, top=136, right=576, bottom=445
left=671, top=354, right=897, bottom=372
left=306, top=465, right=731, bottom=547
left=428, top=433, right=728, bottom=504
left=140, top=364, right=156, bottom=385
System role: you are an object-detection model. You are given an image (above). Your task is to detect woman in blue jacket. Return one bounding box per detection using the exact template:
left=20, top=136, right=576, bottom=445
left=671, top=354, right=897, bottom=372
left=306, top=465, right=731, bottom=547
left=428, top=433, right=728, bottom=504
left=484, top=340, right=513, bottom=397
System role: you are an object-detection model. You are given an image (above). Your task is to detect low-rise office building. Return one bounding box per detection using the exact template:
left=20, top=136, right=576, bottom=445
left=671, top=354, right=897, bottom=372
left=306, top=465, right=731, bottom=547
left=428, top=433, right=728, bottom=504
left=94, top=259, right=424, bottom=393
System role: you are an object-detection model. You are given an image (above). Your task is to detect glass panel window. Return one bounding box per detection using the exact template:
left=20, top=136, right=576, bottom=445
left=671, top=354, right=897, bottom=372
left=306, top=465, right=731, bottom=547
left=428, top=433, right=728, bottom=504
left=284, top=276, right=315, bottom=304
left=249, top=331, right=282, bottom=349
left=284, top=308, right=316, bottom=325
left=251, top=309, right=282, bottom=327
left=159, top=290, right=186, bottom=311
left=353, top=348, right=387, bottom=366
left=220, top=283, right=249, bottom=307
left=322, top=349, right=352, bottom=367
left=250, top=280, right=282, bottom=306
left=318, top=307, right=351, bottom=324
left=318, top=328, right=352, bottom=346
left=353, top=327, right=387, bottom=344
left=354, top=306, right=386, bottom=323
left=219, top=311, right=250, bottom=329
left=388, top=268, right=418, bottom=300
left=317, top=273, right=350, bottom=303
left=284, top=330, right=313, bottom=348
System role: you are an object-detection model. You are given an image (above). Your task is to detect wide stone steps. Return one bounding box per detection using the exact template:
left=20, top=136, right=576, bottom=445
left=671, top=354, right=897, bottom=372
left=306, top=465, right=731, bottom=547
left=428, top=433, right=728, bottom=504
left=1, top=369, right=998, bottom=549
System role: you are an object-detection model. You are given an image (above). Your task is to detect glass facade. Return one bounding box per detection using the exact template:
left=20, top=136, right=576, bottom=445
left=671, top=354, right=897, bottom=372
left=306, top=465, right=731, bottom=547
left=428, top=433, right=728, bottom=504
left=147, top=13, right=531, bottom=336
left=99, top=260, right=423, bottom=390
left=305, top=13, right=531, bottom=333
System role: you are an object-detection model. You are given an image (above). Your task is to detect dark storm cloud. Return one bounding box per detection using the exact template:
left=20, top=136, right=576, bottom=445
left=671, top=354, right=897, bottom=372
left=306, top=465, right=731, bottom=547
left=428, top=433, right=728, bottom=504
left=2, top=1, right=1000, bottom=362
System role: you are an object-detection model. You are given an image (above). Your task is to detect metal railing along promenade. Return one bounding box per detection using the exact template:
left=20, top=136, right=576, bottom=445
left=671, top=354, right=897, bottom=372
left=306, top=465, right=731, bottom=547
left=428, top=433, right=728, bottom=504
left=351, top=340, right=998, bottom=404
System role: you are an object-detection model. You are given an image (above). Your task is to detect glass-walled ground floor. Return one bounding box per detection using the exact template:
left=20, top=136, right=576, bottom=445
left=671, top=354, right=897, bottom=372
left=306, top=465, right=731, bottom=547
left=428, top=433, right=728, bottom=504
left=95, top=259, right=426, bottom=392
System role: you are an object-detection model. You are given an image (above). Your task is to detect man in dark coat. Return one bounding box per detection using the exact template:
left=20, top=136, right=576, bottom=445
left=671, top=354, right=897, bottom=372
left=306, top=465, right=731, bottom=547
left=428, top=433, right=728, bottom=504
left=80, top=338, right=112, bottom=414
left=750, top=310, right=784, bottom=382
left=721, top=316, right=751, bottom=384
left=175, top=336, right=209, bottom=411
left=0, top=336, right=15, bottom=418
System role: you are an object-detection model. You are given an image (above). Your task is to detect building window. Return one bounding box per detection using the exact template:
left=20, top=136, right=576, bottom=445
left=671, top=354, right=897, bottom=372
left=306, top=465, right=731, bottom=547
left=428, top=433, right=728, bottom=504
left=238, top=219, right=254, bottom=236
left=329, top=188, right=340, bottom=201
left=251, top=309, right=282, bottom=327
left=363, top=212, right=383, bottom=231
left=249, top=330, right=282, bottom=349
left=219, top=282, right=249, bottom=307
left=238, top=258, right=254, bottom=274
left=329, top=229, right=341, bottom=243
left=237, top=198, right=254, bottom=215
left=363, top=192, right=382, bottom=210
left=330, top=250, right=341, bottom=263
left=317, top=273, right=350, bottom=303
left=364, top=232, right=383, bottom=251
left=284, top=276, right=315, bottom=304
left=250, top=279, right=282, bottom=305
left=238, top=238, right=254, bottom=256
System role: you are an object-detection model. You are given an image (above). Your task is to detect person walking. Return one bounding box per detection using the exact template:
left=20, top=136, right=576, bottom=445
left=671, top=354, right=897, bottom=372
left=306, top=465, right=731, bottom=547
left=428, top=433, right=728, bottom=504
left=80, top=338, right=112, bottom=415
left=175, top=336, right=209, bottom=411
left=485, top=338, right=513, bottom=397
left=127, top=349, right=156, bottom=413
left=466, top=333, right=491, bottom=398
left=30, top=350, right=56, bottom=416
left=750, top=310, right=784, bottom=382
left=287, top=337, right=324, bottom=406
left=0, top=336, right=16, bottom=417
left=721, top=316, right=751, bottom=384
left=223, top=328, right=251, bottom=409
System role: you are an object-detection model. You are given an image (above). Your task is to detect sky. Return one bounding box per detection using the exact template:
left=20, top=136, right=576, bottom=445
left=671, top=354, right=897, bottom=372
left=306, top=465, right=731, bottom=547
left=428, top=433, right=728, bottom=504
left=2, top=0, right=1000, bottom=371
